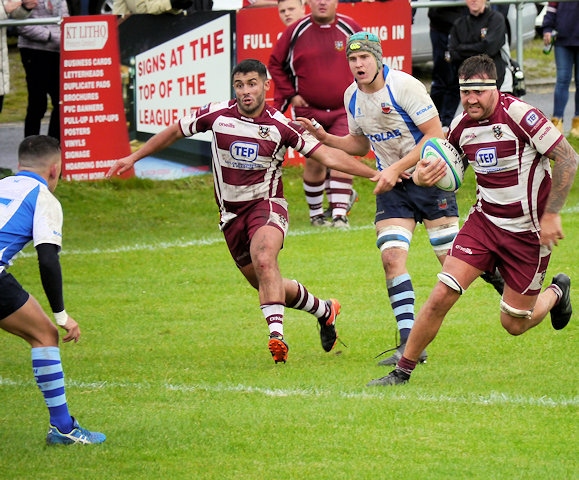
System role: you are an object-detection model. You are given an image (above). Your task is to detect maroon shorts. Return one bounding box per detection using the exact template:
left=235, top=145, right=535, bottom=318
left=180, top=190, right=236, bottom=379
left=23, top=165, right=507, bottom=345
left=450, top=209, right=551, bottom=295
left=222, top=199, right=289, bottom=268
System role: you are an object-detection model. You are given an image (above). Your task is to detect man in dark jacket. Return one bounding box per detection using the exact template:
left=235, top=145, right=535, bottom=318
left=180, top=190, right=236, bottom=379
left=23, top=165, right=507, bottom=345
left=448, top=0, right=507, bottom=94
left=428, top=1, right=467, bottom=130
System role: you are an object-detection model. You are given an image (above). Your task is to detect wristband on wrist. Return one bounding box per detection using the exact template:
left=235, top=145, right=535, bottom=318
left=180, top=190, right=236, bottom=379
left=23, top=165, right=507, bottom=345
left=54, top=310, right=68, bottom=326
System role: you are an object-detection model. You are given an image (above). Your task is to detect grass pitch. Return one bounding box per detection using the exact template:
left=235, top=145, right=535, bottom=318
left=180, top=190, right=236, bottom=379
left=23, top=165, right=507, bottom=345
left=0, top=166, right=577, bottom=479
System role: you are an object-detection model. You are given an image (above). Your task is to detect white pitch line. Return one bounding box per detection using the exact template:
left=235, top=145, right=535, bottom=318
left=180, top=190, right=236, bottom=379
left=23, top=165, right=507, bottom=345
left=15, top=202, right=579, bottom=258
left=1, top=376, right=577, bottom=407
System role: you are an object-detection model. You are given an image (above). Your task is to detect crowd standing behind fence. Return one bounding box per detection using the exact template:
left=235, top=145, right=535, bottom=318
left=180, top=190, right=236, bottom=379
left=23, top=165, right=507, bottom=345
left=17, top=0, right=68, bottom=142
left=0, top=0, right=35, bottom=113
left=542, top=0, right=579, bottom=137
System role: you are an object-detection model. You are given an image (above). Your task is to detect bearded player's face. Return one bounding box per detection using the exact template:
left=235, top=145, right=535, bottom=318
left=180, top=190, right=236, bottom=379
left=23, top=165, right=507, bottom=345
left=233, top=72, right=270, bottom=118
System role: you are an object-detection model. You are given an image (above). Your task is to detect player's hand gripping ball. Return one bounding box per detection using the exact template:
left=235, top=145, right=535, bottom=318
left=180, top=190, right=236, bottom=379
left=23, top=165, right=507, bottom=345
left=421, top=138, right=465, bottom=192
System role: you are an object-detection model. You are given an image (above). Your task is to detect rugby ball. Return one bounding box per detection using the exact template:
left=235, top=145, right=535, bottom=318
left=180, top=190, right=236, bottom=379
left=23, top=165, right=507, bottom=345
left=420, top=137, right=464, bottom=192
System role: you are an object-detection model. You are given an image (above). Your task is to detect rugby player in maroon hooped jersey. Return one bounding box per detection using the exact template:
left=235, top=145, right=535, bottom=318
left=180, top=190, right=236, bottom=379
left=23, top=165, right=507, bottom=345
left=107, top=58, right=389, bottom=364
left=369, top=54, right=578, bottom=387
left=268, top=0, right=362, bottom=228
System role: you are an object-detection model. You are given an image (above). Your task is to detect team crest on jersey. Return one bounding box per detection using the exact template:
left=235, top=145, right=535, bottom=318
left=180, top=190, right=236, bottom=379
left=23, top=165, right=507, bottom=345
left=381, top=103, right=391, bottom=114
left=438, top=198, right=448, bottom=210
left=335, top=40, right=344, bottom=51
left=258, top=126, right=270, bottom=138
left=493, top=125, right=503, bottom=139
left=480, top=28, right=487, bottom=39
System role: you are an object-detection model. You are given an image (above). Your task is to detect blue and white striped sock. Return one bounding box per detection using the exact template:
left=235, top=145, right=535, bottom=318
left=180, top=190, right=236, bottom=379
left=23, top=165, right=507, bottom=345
left=32, top=346, right=73, bottom=433
left=387, top=273, right=415, bottom=343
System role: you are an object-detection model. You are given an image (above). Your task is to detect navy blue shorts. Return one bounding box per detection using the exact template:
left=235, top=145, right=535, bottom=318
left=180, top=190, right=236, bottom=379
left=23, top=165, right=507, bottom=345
left=0, top=271, right=30, bottom=320
left=375, top=179, right=459, bottom=223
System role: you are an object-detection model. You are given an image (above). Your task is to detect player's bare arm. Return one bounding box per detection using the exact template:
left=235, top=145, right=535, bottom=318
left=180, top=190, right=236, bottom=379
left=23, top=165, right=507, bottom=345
left=296, top=116, right=370, bottom=156
left=544, top=139, right=579, bottom=214
left=312, top=144, right=377, bottom=180
left=539, top=139, right=579, bottom=247
left=106, top=123, right=184, bottom=178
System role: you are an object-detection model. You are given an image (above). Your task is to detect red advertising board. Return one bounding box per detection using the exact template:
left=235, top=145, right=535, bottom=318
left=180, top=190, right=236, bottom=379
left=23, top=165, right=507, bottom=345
left=236, top=0, right=411, bottom=165
left=60, top=15, right=132, bottom=181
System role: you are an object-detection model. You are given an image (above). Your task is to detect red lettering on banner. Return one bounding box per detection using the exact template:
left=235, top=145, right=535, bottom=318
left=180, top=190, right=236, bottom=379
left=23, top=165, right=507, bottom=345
left=138, top=53, right=166, bottom=76
left=177, top=73, right=206, bottom=96
left=188, top=29, right=224, bottom=61
left=139, top=108, right=184, bottom=126
left=138, top=83, right=156, bottom=100
left=170, top=45, right=185, bottom=67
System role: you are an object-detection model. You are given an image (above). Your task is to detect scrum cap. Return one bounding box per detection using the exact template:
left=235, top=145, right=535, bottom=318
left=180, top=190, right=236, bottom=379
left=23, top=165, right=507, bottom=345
left=346, top=31, right=382, bottom=69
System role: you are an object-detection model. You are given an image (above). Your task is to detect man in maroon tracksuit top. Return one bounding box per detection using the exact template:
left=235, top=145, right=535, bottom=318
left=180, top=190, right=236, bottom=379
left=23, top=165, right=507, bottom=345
left=268, top=0, right=361, bottom=228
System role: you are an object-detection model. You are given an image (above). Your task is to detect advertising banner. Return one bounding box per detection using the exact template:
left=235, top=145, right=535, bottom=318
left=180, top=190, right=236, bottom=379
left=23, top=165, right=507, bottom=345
left=60, top=15, right=132, bottom=180
left=118, top=11, right=235, bottom=174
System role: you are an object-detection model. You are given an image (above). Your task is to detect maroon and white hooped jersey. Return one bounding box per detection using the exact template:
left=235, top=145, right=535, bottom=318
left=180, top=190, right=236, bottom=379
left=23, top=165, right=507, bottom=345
left=179, top=99, right=321, bottom=229
left=447, top=93, right=564, bottom=234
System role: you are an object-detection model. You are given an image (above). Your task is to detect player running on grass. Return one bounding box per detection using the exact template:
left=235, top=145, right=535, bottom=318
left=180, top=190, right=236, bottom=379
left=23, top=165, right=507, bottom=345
left=107, top=58, right=388, bottom=364
left=369, top=54, right=577, bottom=386
left=0, top=135, right=105, bottom=445
left=298, top=31, right=461, bottom=367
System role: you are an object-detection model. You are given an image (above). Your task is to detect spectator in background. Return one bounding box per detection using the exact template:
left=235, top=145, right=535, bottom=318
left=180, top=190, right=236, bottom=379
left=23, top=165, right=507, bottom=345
left=428, top=1, right=467, bottom=132
left=1, top=0, right=37, bottom=114
left=113, top=0, right=193, bottom=16
left=447, top=0, right=507, bottom=96
left=542, top=1, right=579, bottom=137
left=269, top=0, right=361, bottom=228
left=17, top=0, right=68, bottom=142
left=277, top=0, right=305, bottom=26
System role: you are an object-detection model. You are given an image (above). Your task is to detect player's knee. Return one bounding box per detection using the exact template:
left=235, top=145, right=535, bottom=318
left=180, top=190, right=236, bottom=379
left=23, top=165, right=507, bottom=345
left=376, top=226, right=412, bottom=253
left=500, top=299, right=533, bottom=336
left=500, top=315, right=527, bottom=336
left=427, top=222, right=459, bottom=256
left=437, top=272, right=465, bottom=295
left=33, top=320, right=59, bottom=347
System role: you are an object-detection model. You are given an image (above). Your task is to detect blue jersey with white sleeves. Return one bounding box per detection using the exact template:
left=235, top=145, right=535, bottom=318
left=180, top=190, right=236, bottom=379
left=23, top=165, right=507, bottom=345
left=0, top=171, right=63, bottom=269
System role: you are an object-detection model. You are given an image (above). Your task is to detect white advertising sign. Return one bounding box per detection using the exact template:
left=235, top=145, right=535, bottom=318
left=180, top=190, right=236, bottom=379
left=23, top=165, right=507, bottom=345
left=134, top=16, right=231, bottom=140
